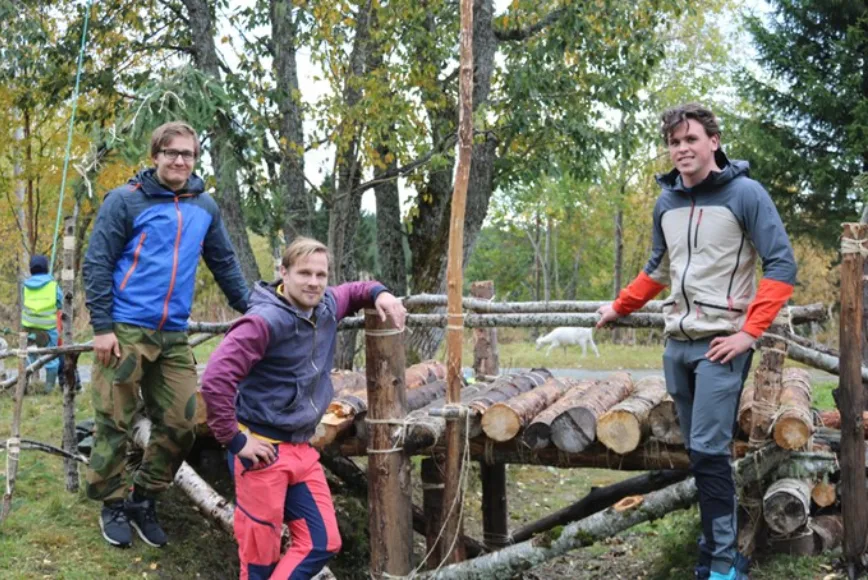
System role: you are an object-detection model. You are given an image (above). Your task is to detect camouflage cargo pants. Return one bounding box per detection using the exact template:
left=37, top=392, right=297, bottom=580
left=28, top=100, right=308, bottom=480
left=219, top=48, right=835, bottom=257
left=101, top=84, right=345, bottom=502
left=86, top=323, right=198, bottom=502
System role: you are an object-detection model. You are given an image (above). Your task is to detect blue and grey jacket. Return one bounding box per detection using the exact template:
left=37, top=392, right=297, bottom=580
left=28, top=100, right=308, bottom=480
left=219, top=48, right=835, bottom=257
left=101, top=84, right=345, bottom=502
left=645, top=152, right=797, bottom=340
left=83, top=168, right=249, bottom=333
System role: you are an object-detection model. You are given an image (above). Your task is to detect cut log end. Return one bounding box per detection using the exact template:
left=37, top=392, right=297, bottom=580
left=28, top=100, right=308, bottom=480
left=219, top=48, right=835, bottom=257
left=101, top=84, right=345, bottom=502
left=480, top=404, right=522, bottom=442
left=613, top=495, right=644, bottom=512
left=596, top=411, right=641, bottom=455
left=773, top=418, right=813, bottom=451
left=811, top=481, right=836, bottom=508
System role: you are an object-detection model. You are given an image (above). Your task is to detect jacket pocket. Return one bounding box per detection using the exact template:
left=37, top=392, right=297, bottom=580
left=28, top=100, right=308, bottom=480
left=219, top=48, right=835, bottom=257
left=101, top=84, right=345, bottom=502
left=692, top=297, right=745, bottom=334
left=119, top=232, right=147, bottom=291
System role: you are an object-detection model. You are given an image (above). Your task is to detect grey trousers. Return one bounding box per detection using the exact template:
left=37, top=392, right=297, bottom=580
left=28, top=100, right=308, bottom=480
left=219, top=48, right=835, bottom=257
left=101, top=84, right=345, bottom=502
left=663, top=337, right=753, bottom=575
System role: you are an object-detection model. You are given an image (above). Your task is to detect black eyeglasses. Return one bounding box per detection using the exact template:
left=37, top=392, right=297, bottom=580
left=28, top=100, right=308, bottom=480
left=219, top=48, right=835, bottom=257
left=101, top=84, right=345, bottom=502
left=159, top=149, right=197, bottom=162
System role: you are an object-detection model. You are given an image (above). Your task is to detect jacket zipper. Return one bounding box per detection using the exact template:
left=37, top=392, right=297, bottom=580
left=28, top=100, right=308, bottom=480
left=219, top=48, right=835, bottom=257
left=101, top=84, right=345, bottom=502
left=694, top=208, right=703, bottom=248
left=119, top=232, right=147, bottom=291
left=158, top=196, right=183, bottom=330
left=677, top=197, right=696, bottom=340
left=726, top=233, right=746, bottom=306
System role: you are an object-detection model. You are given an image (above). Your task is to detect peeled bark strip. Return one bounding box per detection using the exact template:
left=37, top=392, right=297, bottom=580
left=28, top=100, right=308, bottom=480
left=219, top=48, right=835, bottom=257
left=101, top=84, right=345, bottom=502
left=550, top=373, right=633, bottom=453
left=649, top=394, right=683, bottom=446
left=481, top=377, right=578, bottom=442
left=811, top=481, right=837, bottom=508
left=772, top=368, right=814, bottom=450
left=763, top=478, right=812, bottom=535
left=597, top=376, right=667, bottom=455
left=522, top=380, right=597, bottom=450
left=415, top=478, right=699, bottom=580
left=748, top=339, right=788, bottom=447
left=737, top=383, right=755, bottom=439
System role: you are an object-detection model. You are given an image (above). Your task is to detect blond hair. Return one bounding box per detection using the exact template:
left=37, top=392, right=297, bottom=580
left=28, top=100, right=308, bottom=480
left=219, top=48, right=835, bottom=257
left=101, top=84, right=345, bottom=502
left=282, top=237, right=330, bottom=269
left=150, top=121, right=200, bottom=159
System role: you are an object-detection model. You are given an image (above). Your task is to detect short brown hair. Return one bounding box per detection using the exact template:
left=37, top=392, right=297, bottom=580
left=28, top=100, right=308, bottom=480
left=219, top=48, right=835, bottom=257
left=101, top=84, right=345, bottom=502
left=150, top=122, right=200, bottom=159
left=282, top=236, right=330, bottom=269
left=660, top=103, right=721, bottom=145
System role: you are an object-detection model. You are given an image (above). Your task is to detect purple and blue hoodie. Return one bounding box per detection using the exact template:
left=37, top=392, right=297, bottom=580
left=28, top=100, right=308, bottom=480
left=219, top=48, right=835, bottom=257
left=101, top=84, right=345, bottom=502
left=200, top=279, right=388, bottom=453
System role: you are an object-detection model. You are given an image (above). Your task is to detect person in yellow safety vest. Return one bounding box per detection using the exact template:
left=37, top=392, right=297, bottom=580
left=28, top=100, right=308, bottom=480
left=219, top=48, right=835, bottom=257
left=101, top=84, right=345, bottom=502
left=22, top=254, right=63, bottom=393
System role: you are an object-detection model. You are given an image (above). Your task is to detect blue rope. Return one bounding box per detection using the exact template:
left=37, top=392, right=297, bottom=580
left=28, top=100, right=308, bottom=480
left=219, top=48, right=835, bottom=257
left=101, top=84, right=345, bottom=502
left=49, top=0, right=93, bottom=274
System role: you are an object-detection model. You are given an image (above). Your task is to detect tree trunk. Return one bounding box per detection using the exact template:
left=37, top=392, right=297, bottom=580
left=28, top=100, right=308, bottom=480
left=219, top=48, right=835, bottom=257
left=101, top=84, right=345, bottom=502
left=773, top=368, right=814, bottom=450
left=523, top=379, right=597, bottom=450
left=481, top=377, right=578, bottom=442
left=763, top=478, right=812, bottom=536
left=748, top=338, right=788, bottom=447
left=406, top=0, right=498, bottom=361
left=415, top=478, right=699, bottom=580
left=597, top=376, right=667, bottom=455
left=373, top=140, right=407, bottom=295
left=649, top=394, right=683, bottom=446
left=61, top=216, right=78, bottom=492
left=182, top=0, right=259, bottom=287
left=271, top=0, right=311, bottom=241
left=550, top=372, right=634, bottom=453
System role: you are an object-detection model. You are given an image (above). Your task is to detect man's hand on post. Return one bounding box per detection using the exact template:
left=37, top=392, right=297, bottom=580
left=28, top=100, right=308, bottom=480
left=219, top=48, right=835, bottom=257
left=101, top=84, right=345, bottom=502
left=93, top=332, right=121, bottom=368
left=596, top=304, right=623, bottom=329
left=375, top=293, right=408, bottom=330
left=705, top=331, right=755, bottom=364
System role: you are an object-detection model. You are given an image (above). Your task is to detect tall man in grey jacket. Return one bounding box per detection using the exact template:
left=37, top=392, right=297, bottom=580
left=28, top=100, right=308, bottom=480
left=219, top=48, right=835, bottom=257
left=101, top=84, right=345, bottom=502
left=598, top=103, right=796, bottom=580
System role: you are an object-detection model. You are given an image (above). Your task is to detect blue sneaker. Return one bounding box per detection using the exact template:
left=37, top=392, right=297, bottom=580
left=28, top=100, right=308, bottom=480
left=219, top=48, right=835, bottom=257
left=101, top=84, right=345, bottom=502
left=697, top=554, right=749, bottom=580
left=709, top=570, right=736, bottom=580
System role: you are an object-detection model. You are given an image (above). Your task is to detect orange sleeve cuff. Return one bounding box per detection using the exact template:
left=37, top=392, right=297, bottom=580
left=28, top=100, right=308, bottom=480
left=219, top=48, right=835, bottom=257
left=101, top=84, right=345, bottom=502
left=741, top=278, right=794, bottom=338
left=612, top=272, right=668, bottom=316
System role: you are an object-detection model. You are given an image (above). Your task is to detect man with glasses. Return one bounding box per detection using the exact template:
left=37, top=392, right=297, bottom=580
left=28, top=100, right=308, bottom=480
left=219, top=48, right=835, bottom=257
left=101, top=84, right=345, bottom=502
left=83, top=121, right=250, bottom=549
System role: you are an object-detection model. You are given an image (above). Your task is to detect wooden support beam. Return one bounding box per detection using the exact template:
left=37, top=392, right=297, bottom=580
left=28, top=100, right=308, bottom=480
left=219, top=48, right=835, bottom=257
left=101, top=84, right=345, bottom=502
left=838, top=222, right=868, bottom=572
left=61, top=215, right=78, bottom=492
left=364, top=309, right=411, bottom=577
left=0, top=332, right=29, bottom=525
left=471, top=281, right=510, bottom=551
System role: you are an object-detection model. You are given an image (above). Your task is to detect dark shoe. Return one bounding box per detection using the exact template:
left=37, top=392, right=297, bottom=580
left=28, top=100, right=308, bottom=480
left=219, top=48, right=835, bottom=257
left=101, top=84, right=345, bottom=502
left=125, top=495, right=168, bottom=547
left=100, top=501, right=132, bottom=548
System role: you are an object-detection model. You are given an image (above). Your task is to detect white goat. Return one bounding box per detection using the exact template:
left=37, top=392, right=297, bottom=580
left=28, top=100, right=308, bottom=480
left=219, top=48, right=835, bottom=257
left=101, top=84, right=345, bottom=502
left=535, top=327, right=600, bottom=358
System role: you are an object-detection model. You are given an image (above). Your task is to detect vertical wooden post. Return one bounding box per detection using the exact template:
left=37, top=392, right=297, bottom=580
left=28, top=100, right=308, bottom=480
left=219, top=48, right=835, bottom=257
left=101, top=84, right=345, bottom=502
left=471, top=281, right=509, bottom=548
left=838, top=223, right=868, bottom=573
left=421, top=457, right=445, bottom=568
left=0, top=332, right=29, bottom=525
left=364, top=309, right=411, bottom=578
left=61, top=216, right=79, bottom=492
left=439, top=0, right=474, bottom=565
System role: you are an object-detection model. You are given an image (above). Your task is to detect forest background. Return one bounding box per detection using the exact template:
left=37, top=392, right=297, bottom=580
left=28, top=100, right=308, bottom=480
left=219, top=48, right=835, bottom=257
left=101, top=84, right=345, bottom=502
left=0, top=0, right=859, bottom=365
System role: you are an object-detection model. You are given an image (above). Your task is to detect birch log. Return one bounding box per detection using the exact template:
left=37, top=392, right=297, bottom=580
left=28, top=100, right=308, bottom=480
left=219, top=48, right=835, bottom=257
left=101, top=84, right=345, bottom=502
left=522, top=380, right=597, bottom=450
left=354, top=379, right=448, bottom=441
left=550, top=372, right=633, bottom=453
left=737, top=383, right=755, bottom=438
left=597, top=376, right=668, bottom=454
left=772, top=368, right=814, bottom=450
left=481, top=377, right=578, bottom=442
left=763, top=478, right=812, bottom=535
left=649, top=394, right=683, bottom=446
left=414, top=478, right=699, bottom=580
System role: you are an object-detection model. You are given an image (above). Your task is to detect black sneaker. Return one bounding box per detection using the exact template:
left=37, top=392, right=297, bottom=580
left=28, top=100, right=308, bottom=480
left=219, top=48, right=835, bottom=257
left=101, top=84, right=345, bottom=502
left=125, top=495, right=168, bottom=547
left=99, top=501, right=132, bottom=548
